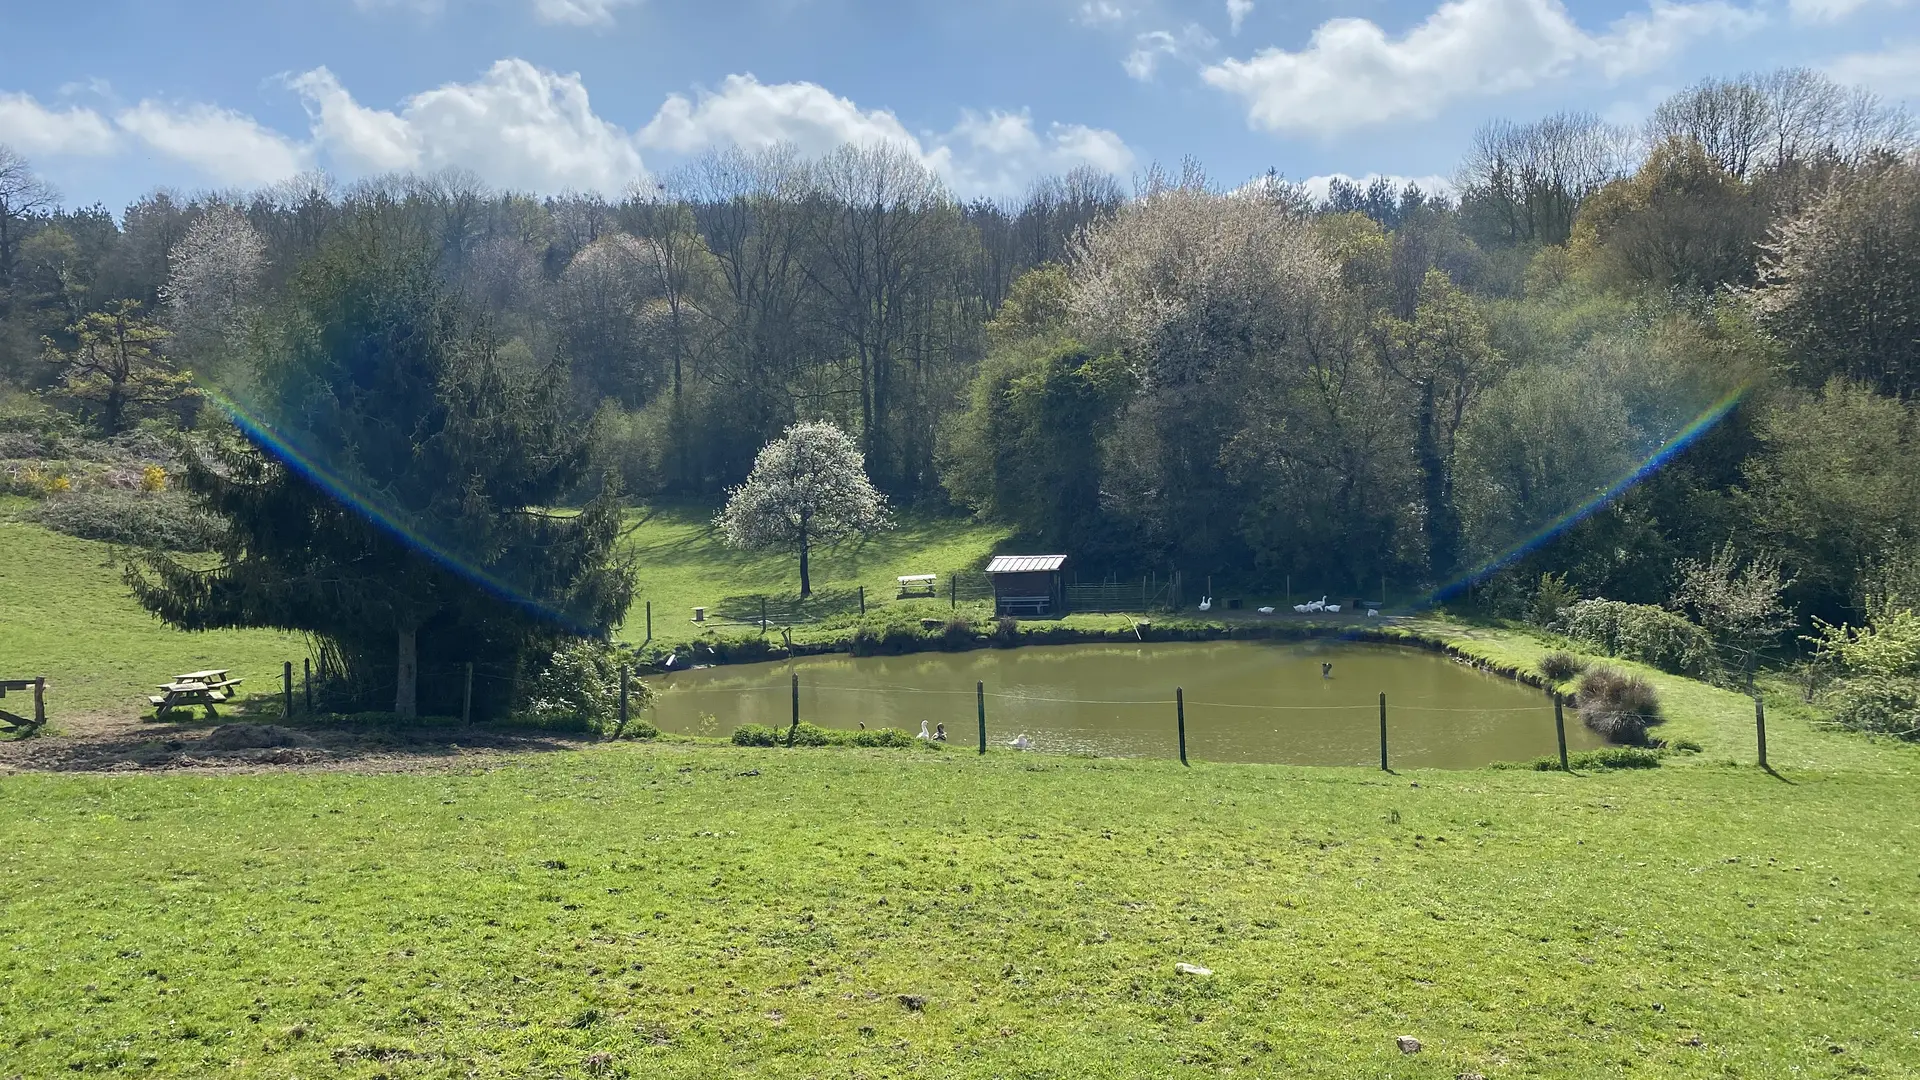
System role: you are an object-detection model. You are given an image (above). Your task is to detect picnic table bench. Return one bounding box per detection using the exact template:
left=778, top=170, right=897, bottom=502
left=149, top=669, right=243, bottom=719
left=0, top=677, right=46, bottom=733
left=897, top=574, right=938, bottom=599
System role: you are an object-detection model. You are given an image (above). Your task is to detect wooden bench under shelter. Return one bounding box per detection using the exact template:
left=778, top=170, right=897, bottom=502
left=0, top=677, right=46, bottom=733
left=986, top=555, right=1067, bottom=617
left=149, top=669, right=243, bottom=720
left=897, top=574, right=938, bottom=599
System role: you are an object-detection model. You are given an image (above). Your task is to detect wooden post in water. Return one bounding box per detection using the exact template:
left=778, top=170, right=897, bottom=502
left=617, top=666, right=630, bottom=740
left=462, top=662, right=473, bottom=725
left=1554, top=692, right=1569, bottom=771
left=1755, top=694, right=1768, bottom=769
left=282, top=661, right=293, bottom=719
left=1379, top=692, right=1388, bottom=771
left=1176, top=687, right=1188, bottom=767
left=976, top=681, right=986, bottom=755
left=303, top=658, right=312, bottom=715
left=787, top=673, right=800, bottom=748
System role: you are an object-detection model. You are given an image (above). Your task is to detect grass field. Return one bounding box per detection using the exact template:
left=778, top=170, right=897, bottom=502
left=6, top=500, right=1920, bottom=1076
left=0, top=508, right=303, bottom=718
left=4, top=746, right=1917, bottom=1078
left=615, top=502, right=1013, bottom=643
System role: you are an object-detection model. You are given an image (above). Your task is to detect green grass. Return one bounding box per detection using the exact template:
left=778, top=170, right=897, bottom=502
left=0, top=509, right=303, bottom=719
left=4, top=745, right=1918, bottom=1078
left=616, top=503, right=1013, bottom=643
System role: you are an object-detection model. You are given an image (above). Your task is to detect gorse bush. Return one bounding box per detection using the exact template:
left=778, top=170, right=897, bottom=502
left=1577, top=666, right=1662, bottom=745
left=991, top=617, right=1021, bottom=647
left=1538, top=650, right=1589, bottom=682
left=30, top=489, right=223, bottom=551
left=941, top=616, right=975, bottom=649
left=1561, top=599, right=1718, bottom=678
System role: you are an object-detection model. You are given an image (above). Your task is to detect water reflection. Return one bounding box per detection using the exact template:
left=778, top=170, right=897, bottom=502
left=646, top=640, right=1606, bottom=768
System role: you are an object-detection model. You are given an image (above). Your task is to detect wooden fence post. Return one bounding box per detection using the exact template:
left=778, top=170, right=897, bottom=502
left=761, top=596, right=769, bottom=634
left=1176, top=687, right=1188, bottom=767
left=282, top=661, right=293, bottom=719
left=1755, top=694, right=1768, bottom=770
left=1379, top=692, right=1388, bottom=771
left=976, top=681, right=986, bottom=755
left=787, top=673, right=800, bottom=748
left=950, top=575, right=957, bottom=609
left=859, top=585, right=866, bottom=615
left=645, top=601, right=652, bottom=643
left=303, top=657, right=312, bottom=715
left=462, top=662, right=473, bottom=726
left=33, top=676, right=45, bottom=728
left=1554, top=692, right=1569, bottom=772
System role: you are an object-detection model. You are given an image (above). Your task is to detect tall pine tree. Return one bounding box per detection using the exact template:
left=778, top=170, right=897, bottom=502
left=129, top=216, right=632, bottom=718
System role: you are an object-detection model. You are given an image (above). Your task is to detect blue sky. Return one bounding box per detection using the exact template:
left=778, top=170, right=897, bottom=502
left=3, top=0, right=1917, bottom=210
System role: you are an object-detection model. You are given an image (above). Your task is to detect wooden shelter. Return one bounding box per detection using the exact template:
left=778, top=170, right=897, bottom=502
left=986, top=555, right=1067, bottom=617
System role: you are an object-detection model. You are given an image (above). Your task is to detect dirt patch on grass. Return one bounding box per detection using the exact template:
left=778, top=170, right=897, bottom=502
left=0, top=712, right=596, bottom=774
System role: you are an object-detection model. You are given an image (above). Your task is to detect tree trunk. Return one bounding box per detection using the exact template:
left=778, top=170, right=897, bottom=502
left=798, top=529, right=812, bottom=598
left=395, top=622, right=418, bottom=719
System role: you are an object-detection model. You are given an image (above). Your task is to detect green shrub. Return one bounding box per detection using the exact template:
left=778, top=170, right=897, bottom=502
left=1530, top=572, right=1579, bottom=628
left=1509, top=746, right=1662, bottom=770
left=1561, top=599, right=1717, bottom=678
left=991, top=617, right=1020, bottom=647
left=940, top=616, right=975, bottom=649
left=1538, top=650, right=1588, bottom=682
left=1577, top=666, right=1662, bottom=745
left=848, top=626, right=882, bottom=656
left=30, top=489, right=224, bottom=551
left=1808, top=603, right=1920, bottom=739
left=523, top=639, right=650, bottom=737
left=879, top=625, right=921, bottom=654
left=730, top=722, right=920, bottom=748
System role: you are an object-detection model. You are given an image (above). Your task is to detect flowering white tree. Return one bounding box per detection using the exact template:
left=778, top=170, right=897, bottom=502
left=159, top=203, right=268, bottom=369
left=716, top=421, right=892, bottom=597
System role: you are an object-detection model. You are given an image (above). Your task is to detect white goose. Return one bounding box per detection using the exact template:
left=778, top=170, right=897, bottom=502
left=1197, top=597, right=1213, bottom=612
left=1008, top=733, right=1034, bottom=751
left=917, top=720, right=932, bottom=740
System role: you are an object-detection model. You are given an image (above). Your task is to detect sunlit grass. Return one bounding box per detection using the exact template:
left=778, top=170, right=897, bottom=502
left=3, top=746, right=1916, bottom=1077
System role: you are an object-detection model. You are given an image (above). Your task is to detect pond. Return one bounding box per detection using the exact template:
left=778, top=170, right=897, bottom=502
left=646, top=640, right=1608, bottom=768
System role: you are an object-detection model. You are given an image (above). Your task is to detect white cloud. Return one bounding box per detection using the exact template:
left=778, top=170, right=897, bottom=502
left=1228, top=0, right=1254, bottom=34
left=1078, top=0, right=1129, bottom=23
left=115, top=101, right=312, bottom=186
left=1202, top=0, right=1763, bottom=134
left=640, top=75, right=1133, bottom=196
left=1789, top=0, right=1905, bottom=22
left=353, top=0, right=640, bottom=24
left=1125, top=24, right=1218, bottom=81
left=0, top=93, right=118, bottom=157
left=530, top=0, right=640, bottom=26
left=291, top=59, right=647, bottom=193
left=1827, top=41, right=1920, bottom=99
left=7, top=62, right=1127, bottom=201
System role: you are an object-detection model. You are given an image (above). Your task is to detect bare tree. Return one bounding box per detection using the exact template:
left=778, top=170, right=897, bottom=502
left=0, top=145, right=57, bottom=314
left=1457, top=113, right=1632, bottom=245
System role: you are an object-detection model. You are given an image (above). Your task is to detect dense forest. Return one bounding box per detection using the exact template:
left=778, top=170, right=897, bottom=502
left=5, top=67, right=1920, bottom=726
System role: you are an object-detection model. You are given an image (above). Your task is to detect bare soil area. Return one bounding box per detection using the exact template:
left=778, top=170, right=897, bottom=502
left=0, top=710, right=594, bottom=774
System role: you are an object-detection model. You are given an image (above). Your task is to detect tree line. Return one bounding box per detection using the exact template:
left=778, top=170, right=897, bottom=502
left=5, top=66, right=1920, bottom=719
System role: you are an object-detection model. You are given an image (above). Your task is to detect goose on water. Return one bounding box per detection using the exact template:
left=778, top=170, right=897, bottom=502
left=917, top=720, right=932, bottom=740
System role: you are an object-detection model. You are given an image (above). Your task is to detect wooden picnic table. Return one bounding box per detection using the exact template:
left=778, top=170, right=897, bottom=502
left=897, top=574, right=938, bottom=599
left=149, top=669, right=243, bottom=719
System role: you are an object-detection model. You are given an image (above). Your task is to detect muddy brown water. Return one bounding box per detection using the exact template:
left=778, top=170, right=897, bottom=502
left=646, top=640, right=1606, bottom=768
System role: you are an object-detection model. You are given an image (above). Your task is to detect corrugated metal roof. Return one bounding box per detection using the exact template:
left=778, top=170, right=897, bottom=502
left=985, top=555, right=1067, bottom=574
